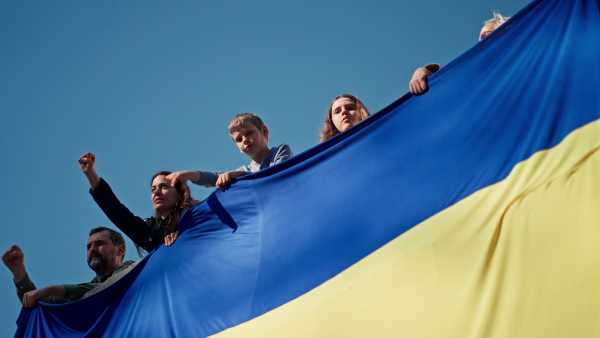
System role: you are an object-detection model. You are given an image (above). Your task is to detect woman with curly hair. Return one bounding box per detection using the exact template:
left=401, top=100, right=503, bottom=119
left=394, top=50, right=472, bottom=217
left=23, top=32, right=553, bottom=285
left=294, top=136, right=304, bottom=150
left=319, top=94, right=371, bottom=142
left=78, top=153, right=199, bottom=255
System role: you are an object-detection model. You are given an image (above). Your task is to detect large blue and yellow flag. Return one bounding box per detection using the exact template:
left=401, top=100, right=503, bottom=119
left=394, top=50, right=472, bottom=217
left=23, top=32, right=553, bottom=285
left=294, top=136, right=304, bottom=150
left=15, top=0, right=600, bottom=336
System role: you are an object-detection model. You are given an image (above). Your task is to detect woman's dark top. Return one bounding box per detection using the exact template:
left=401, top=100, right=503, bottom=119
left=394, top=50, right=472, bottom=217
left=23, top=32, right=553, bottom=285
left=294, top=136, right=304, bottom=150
left=89, top=178, right=174, bottom=252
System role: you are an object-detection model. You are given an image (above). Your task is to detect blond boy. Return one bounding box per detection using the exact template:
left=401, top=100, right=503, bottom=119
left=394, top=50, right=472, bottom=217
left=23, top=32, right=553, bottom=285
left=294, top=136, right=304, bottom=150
left=167, top=113, right=293, bottom=190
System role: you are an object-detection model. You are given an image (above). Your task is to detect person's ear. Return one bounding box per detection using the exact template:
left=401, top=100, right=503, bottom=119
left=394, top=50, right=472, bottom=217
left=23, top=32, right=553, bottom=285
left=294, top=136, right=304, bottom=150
left=262, top=125, right=269, bottom=139
left=116, top=244, right=126, bottom=257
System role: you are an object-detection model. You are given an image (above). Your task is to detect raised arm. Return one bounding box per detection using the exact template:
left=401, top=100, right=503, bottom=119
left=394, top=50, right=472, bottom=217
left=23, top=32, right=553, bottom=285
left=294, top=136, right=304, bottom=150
left=2, top=245, right=67, bottom=306
left=78, top=152, right=101, bottom=190
left=79, top=153, right=162, bottom=252
left=2, top=245, right=27, bottom=284
left=89, top=178, right=160, bottom=252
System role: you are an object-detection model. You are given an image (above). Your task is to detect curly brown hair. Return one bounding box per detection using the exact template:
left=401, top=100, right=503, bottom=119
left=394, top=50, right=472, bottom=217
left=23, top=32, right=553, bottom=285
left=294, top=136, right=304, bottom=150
left=319, top=94, right=370, bottom=142
left=151, top=171, right=199, bottom=233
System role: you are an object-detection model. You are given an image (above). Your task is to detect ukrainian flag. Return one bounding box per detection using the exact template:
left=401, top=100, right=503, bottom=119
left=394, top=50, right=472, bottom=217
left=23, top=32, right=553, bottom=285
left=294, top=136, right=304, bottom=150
left=15, top=0, right=600, bottom=336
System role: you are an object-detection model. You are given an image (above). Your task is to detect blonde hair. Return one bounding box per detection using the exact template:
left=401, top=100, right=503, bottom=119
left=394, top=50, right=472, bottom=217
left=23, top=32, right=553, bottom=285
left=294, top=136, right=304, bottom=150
left=229, top=113, right=265, bottom=134
left=484, top=11, right=511, bottom=29
left=319, top=94, right=370, bottom=142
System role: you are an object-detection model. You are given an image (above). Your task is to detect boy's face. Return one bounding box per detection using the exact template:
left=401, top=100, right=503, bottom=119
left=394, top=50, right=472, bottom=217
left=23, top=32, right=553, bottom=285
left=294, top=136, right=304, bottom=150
left=230, top=122, right=270, bottom=162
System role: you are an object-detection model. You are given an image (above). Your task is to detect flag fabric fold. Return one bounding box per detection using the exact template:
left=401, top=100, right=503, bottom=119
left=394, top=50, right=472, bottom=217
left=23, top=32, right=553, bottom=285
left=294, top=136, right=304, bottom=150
left=15, top=0, right=600, bottom=336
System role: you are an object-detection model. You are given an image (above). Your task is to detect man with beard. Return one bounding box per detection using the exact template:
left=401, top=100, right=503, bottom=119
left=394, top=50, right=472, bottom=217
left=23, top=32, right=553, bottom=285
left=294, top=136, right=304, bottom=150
left=2, top=227, right=134, bottom=308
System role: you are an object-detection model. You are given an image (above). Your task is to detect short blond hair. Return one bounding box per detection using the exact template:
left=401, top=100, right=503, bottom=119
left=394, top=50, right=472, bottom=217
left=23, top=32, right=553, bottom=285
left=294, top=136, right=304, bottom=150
left=484, top=11, right=511, bottom=29
left=228, top=113, right=265, bottom=134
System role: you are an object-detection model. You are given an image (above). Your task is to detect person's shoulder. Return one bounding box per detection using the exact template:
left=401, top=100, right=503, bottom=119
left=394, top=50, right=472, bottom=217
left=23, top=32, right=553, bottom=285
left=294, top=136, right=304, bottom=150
left=270, top=144, right=293, bottom=165
left=112, top=260, right=137, bottom=274
left=274, top=144, right=292, bottom=152
left=114, top=260, right=136, bottom=272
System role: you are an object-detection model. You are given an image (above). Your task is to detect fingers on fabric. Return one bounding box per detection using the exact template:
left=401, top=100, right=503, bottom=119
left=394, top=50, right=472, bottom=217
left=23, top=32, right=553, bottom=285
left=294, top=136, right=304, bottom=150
left=216, top=174, right=232, bottom=191
left=164, top=232, right=179, bottom=246
left=409, top=67, right=432, bottom=95
left=22, top=292, right=39, bottom=308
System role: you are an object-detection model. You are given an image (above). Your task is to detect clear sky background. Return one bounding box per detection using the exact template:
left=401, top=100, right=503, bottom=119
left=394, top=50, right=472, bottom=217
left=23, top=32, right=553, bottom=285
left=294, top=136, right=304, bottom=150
left=0, top=0, right=529, bottom=335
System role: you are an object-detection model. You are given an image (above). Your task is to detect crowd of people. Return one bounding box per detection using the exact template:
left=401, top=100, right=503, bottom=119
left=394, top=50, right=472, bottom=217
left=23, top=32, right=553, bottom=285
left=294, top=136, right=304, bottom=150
left=2, top=12, right=510, bottom=308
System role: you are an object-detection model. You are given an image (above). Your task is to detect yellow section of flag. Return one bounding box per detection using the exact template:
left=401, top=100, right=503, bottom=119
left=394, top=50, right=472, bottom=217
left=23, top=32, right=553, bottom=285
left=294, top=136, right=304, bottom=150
left=214, top=118, right=600, bottom=337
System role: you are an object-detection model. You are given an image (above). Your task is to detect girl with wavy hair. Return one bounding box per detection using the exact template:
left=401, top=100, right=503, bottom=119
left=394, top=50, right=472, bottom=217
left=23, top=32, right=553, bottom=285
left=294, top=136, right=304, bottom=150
left=319, top=94, right=370, bottom=142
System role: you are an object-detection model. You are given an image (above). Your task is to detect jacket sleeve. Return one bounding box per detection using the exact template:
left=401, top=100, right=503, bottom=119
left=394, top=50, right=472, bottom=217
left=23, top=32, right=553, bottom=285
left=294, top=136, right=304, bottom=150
left=15, top=274, right=36, bottom=302
left=195, top=171, right=224, bottom=188
left=62, top=283, right=100, bottom=301
left=14, top=274, right=68, bottom=304
left=89, top=178, right=162, bottom=251
left=62, top=260, right=137, bottom=301
left=272, top=144, right=293, bottom=165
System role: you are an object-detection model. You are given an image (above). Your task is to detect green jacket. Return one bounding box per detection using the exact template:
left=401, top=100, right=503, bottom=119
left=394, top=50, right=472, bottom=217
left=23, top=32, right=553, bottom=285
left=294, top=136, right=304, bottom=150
left=15, top=260, right=136, bottom=304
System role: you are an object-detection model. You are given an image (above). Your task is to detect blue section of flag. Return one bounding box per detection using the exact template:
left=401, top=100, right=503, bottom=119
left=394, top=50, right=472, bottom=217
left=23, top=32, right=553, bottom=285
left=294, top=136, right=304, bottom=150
left=15, top=0, right=600, bottom=336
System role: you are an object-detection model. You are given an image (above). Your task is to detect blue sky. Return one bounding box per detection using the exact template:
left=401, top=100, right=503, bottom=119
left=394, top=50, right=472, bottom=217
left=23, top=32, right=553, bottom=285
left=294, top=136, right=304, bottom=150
left=0, top=0, right=529, bottom=335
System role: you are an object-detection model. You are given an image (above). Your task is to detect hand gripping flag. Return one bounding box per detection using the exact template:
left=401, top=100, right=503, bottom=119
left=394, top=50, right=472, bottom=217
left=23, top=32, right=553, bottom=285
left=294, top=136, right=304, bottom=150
left=15, top=0, right=600, bottom=336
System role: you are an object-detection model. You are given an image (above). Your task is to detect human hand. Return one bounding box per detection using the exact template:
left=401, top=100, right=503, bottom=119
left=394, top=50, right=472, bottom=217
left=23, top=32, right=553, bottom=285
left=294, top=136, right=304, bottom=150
left=409, top=67, right=434, bottom=95
left=78, top=153, right=96, bottom=175
left=166, top=171, right=201, bottom=187
left=22, top=285, right=64, bottom=308
left=2, top=245, right=27, bottom=282
left=78, top=153, right=101, bottom=189
left=164, top=231, right=179, bottom=246
left=215, top=171, right=245, bottom=191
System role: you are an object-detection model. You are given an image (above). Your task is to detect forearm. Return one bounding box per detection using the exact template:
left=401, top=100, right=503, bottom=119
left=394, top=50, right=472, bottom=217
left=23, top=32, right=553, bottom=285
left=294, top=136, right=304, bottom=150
left=90, top=178, right=149, bottom=244
left=11, top=267, right=27, bottom=285
left=62, top=283, right=100, bottom=301
left=195, top=171, right=224, bottom=188
left=85, top=170, right=101, bottom=190
left=229, top=171, right=246, bottom=179
left=22, top=285, right=68, bottom=306
left=39, top=285, right=66, bottom=300
left=15, top=274, right=36, bottom=301
left=188, top=171, right=202, bottom=183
